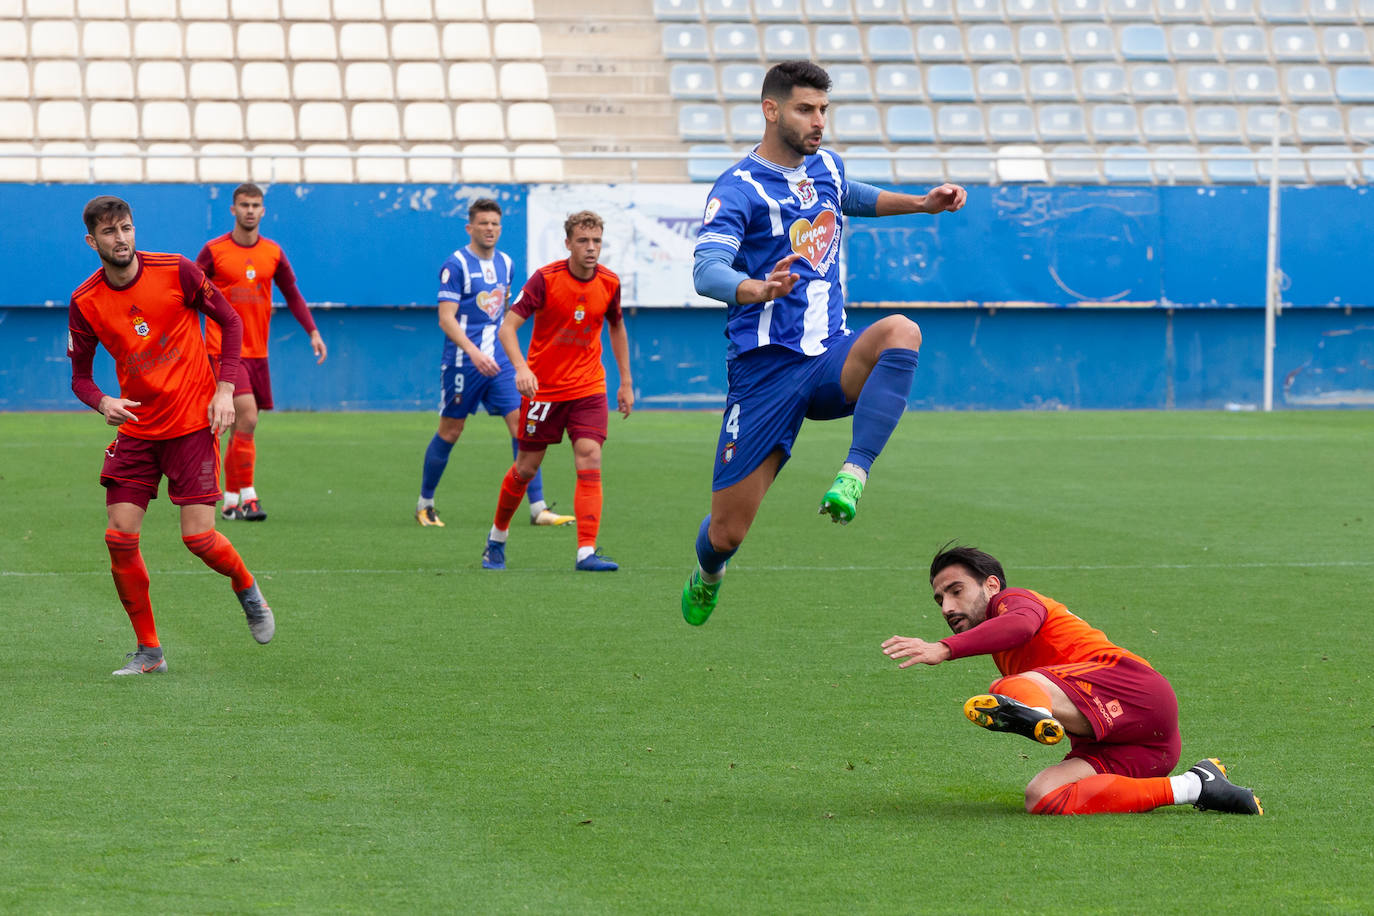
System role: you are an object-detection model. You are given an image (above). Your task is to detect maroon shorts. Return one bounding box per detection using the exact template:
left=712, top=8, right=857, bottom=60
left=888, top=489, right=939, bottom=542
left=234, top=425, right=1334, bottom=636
left=101, top=428, right=222, bottom=509
left=517, top=393, right=608, bottom=448
left=210, top=355, right=273, bottom=410
left=1038, top=654, right=1181, bottom=779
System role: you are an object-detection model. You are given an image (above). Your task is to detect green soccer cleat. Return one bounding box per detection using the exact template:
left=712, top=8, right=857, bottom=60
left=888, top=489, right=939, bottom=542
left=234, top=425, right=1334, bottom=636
left=818, top=471, right=865, bottom=525
left=681, top=570, right=722, bottom=626
left=964, top=693, right=1065, bottom=745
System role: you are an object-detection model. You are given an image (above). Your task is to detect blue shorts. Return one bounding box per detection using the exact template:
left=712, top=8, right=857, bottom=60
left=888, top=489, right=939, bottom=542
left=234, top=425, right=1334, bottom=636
left=711, top=336, right=858, bottom=491
left=439, top=362, right=521, bottom=420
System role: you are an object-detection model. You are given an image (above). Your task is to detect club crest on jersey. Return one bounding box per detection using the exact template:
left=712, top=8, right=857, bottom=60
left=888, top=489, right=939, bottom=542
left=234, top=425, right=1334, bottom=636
left=526, top=422, right=536, bottom=435
left=720, top=442, right=736, bottom=464
left=128, top=306, right=149, bottom=337
left=476, top=288, right=505, bottom=320
left=788, top=208, right=837, bottom=270
left=245, top=263, right=256, bottom=281
left=703, top=197, right=721, bottom=225
left=483, top=266, right=496, bottom=283
left=574, top=294, right=587, bottom=322
left=793, top=176, right=818, bottom=208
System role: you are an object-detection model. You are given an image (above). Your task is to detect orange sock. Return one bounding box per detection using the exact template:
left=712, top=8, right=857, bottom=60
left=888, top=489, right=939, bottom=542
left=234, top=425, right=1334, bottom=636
left=574, top=468, right=602, bottom=550
left=1032, top=774, right=1176, bottom=815
left=227, top=432, right=255, bottom=489
left=105, top=529, right=158, bottom=647
left=990, top=674, right=1053, bottom=711
left=493, top=465, right=531, bottom=532
left=182, top=529, right=254, bottom=592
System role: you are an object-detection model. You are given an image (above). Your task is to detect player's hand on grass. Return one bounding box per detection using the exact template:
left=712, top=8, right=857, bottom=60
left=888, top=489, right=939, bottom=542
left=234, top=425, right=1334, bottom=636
left=881, top=635, right=952, bottom=668
left=207, top=389, right=235, bottom=436
left=99, top=396, right=141, bottom=427
left=920, top=184, right=968, bottom=214
left=515, top=366, right=538, bottom=399
left=310, top=330, right=328, bottom=364
left=737, top=253, right=802, bottom=304
left=617, top=382, right=634, bottom=418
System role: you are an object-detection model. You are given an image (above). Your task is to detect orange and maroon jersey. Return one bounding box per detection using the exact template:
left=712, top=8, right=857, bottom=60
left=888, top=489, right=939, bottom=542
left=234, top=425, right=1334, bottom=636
left=68, top=252, right=241, bottom=441
left=197, top=233, right=314, bottom=358
left=941, top=588, right=1151, bottom=676
left=511, top=260, right=622, bottom=402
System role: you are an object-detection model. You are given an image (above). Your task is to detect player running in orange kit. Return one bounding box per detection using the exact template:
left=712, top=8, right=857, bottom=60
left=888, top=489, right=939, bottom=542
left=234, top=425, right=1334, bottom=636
left=480, top=210, right=633, bottom=572
left=68, top=196, right=274, bottom=676
left=197, top=182, right=327, bottom=522
left=881, top=545, right=1262, bottom=816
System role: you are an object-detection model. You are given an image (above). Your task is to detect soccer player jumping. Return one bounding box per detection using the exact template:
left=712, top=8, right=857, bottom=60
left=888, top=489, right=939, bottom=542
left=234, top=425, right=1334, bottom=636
left=68, top=196, right=274, bottom=676
left=882, top=545, right=1262, bottom=816
left=682, top=60, right=967, bottom=625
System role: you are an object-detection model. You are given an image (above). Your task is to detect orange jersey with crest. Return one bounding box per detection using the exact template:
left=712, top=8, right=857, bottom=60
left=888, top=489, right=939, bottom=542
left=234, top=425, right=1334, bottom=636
left=68, top=253, right=224, bottom=440
left=985, top=588, right=1151, bottom=676
left=198, top=233, right=289, bottom=358
left=510, top=260, right=622, bottom=402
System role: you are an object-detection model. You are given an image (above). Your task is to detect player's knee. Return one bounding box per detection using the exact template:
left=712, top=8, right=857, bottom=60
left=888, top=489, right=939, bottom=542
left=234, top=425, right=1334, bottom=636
left=707, top=518, right=745, bottom=552
left=1023, top=782, right=1046, bottom=813
left=880, top=315, right=921, bottom=352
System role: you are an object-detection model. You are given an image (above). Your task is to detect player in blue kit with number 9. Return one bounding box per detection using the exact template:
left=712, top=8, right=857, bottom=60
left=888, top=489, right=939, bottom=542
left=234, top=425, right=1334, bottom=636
left=681, top=61, right=968, bottom=625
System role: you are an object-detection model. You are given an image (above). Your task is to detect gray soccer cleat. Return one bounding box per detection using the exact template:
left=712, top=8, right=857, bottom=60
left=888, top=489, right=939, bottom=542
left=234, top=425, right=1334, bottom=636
left=112, top=644, right=167, bottom=676
left=236, top=581, right=275, bottom=644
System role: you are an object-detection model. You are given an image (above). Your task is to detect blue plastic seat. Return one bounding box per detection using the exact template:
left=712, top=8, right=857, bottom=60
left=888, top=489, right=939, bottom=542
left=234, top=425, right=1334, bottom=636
left=905, top=0, right=955, bottom=18
left=886, top=104, right=935, bottom=141
left=1107, top=0, right=1154, bottom=18
left=957, top=0, right=1005, bottom=17
left=1141, top=104, right=1191, bottom=140
left=875, top=64, right=923, bottom=100
left=1005, top=0, right=1055, bottom=17
left=946, top=146, right=996, bottom=184
left=688, top=144, right=736, bottom=181
left=894, top=145, right=945, bottom=183
left=1028, top=64, right=1076, bottom=100
left=1233, top=66, right=1280, bottom=102
left=728, top=103, right=765, bottom=139
left=1130, top=65, right=1179, bottom=101
left=867, top=25, right=916, bottom=61
left=1185, top=66, right=1233, bottom=101
left=1311, top=0, right=1354, bottom=19
left=1081, top=65, right=1127, bottom=99
left=1220, top=27, right=1268, bottom=61
left=1049, top=144, right=1101, bottom=183
left=937, top=105, right=987, bottom=141
left=663, top=25, right=709, bottom=60
left=1308, top=145, right=1358, bottom=183
left=704, top=0, right=752, bottom=19
left=967, top=26, right=1014, bottom=61
left=712, top=24, right=760, bottom=59
left=654, top=0, right=702, bottom=20
left=1208, top=0, right=1256, bottom=19
left=1121, top=25, right=1169, bottom=61
left=1019, top=26, right=1067, bottom=60
left=831, top=104, right=884, bottom=141
left=1273, top=27, right=1320, bottom=61
left=1345, top=105, right=1374, bottom=141
left=1297, top=106, right=1345, bottom=142
left=829, top=65, right=874, bottom=99
left=1287, top=66, right=1335, bottom=102
left=1067, top=25, right=1115, bottom=60
left=1193, top=105, right=1243, bottom=141
left=978, top=64, right=1026, bottom=100
left=856, top=0, right=907, bottom=19
left=679, top=104, right=727, bottom=140
left=926, top=65, right=976, bottom=101
left=842, top=145, right=895, bottom=183
left=1323, top=27, right=1369, bottom=62
left=1055, top=0, right=1104, bottom=17
left=1259, top=0, right=1308, bottom=21
left=763, top=25, right=810, bottom=59
left=917, top=26, right=965, bottom=60
left=755, top=0, right=803, bottom=19
left=1256, top=146, right=1306, bottom=183
left=988, top=104, right=1037, bottom=140
left=1204, top=144, right=1258, bottom=183
left=1335, top=66, right=1374, bottom=102
left=1092, top=104, right=1140, bottom=140
left=720, top=64, right=766, bottom=100
left=1170, top=26, right=1218, bottom=61
left=806, top=0, right=856, bottom=20
left=1151, top=145, right=1205, bottom=183
left=1039, top=104, right=1088, bottom=141
left=815, top=25, right=864, bottom=61
left=670, top=64, right=718, bottom=100
left=1245, top=107, right=1293, bottom=141
left=1103, top=145, right=1152, bottom=183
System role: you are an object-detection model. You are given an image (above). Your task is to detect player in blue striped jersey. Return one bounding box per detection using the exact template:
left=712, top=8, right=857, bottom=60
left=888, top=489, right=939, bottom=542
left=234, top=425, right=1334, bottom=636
left=415, top=198, right=572, bottom=529
left=682, top=61, right=967, bottom=625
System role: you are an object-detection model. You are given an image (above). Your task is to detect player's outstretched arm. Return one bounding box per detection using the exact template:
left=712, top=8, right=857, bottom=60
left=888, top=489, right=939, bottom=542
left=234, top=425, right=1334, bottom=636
left=875, top=184, right=967, bottom=216
left=881, top=635, right=953, bottom=669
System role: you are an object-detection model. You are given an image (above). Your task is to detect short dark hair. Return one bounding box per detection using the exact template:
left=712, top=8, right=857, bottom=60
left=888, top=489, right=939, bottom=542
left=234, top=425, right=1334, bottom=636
left=930, top=543, right=1008, bottom=590
left=761, top=60, right=832, bottom=102
left=468, top=198, right=502, bottom=221
left=232, top=182, right=264, bottom=202
left=82, top=195, right=132, bottom=233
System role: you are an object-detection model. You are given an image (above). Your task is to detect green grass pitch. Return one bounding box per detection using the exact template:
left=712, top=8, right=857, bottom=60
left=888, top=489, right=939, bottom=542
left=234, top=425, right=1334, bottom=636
left=2, top=409, right=1372, bottom=913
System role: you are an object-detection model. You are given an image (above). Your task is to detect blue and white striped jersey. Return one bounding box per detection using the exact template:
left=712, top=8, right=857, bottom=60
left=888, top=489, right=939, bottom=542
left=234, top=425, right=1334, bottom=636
left=437, top=246, right=515, bottom=369
left=695, top=147, right=854, bottom=360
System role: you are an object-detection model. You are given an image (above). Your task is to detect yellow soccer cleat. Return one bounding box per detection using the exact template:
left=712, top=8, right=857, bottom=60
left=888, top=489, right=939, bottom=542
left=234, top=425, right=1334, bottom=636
left=964, top=693, right=1065, bottom=745
left=416, top=506, right=445, bottom=527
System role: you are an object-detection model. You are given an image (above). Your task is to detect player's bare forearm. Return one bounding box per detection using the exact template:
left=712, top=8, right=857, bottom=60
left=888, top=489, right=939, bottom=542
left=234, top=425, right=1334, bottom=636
left=875, top=184, right=968, bottom=217
left=736, top=253, right=803, bottom=304
left=309, top=329, right=327, bottom=364
left=881, top=635, right=953, bottom=669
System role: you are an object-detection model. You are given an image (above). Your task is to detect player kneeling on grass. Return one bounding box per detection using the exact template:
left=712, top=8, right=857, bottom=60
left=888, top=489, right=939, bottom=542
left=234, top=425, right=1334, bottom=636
left=881, top=544, right=1262, bottom=816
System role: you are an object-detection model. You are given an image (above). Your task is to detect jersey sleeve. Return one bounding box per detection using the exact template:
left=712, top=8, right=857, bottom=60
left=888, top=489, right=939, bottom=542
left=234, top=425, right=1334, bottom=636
left=511, top=269, right=545, bottom=320
left=179, top=256, right=243, bottom=378
left=437, top=256, right=466, bottom=304
left=694, top=182, right=751, bottom=262
left=195, top=243, right=215, bottom=278
left=67, top=297, right=104, bottom=410
left=604, top=277, right=623, bottom=326
left=939, top=590, right=1049, bottom=661
left=273, top=251, right=317, bottom=333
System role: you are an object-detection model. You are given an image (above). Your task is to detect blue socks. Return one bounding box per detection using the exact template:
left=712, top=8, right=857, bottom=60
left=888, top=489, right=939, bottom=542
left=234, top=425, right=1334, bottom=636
left=846, top=348, right=919, bottom=472
left=513, top=437, right=545, bottom=504
left=420, top=434, right=455, bottom=500
left=695, top=515, right=737, bottom=576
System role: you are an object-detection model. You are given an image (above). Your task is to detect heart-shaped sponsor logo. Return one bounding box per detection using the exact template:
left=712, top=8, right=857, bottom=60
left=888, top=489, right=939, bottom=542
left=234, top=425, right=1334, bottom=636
left=788, top=209, right=836, bottom=269
left=476, top=288, right=505, bottom=319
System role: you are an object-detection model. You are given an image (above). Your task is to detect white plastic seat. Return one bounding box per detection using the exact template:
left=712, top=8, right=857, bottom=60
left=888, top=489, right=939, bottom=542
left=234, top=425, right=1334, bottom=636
left=1005, top=0, right=1054, bottom=17
left=0, top=62, right=29, bottom=98
left=1233, top=65, right=1279, bottom=102
left=89, top=101, right=138, bottom=139
left=828, top=64, right=873, bottom=99
left=946, top=146, right=996, bottom=184
left=397, top=62, right=445, bottom=100
left=917, top=26, right=965, bottom=61
left=182, top=0, right=228, bottom=17
left=1287, top=66, right=1334, bottom=102
left=246, top=103, right=296, bottom=140
left=997, top=145, right=1049, bottom=184
left=1259, top=0, right=1308, bottom=20
left=1107, top=0, right=1153, bottom=16
left=1141, top=104, right=1190, bottom=140
left=334, top=0, right=381, bottom=16
left=1028, top=64, right=1075, bottom=100
left=1049, top=144, right=1100, bottom=183
left=1204, top=145, right=1257, bottom=183
left=806, top=0, right=854, bottom=19
left=298, top=102, right=348, bottom=140
left=754, top=0, right=800, bottom=19
left=1245, top=107, right=1293, bottom=141
left=493, top=23, right=541, bottom=59
left=127, top=0, right=176, bottom=15
left=670, top=64, right=717, bottom=100
left=1130, top=65, right=1179, bottom=101
left=1040, top=104, right=1088, bottom=141
left=33, top=62, right=82, bottom=99
left=1066, top=25, right=1114, bottom=61
left=82, top=21, right=131, bottom=58
left=857, top=0, right=906, bottom=18
left=303, top=144, right=354, bottom=183
left=1081, top=65, right=1127, bottom=100
left=507, top=101, right=557, bottom=141
left=384, top=0, right=433, bottom=18
left=354, top=144, right=408, bottom=183
left=455, top=101, right=504, bottom=140
left=1194, top=106, right=1243, bottom=141
left=1297, top=106, right=1345, bottom=142
left=1219, top=27, right=1268, bottom=61
left=875, top=64, right=922, bottom=100
left=0, top=105, right=34, bottom=141
left=351, top=102, right=402, bottom=141
left=186, top=23, right=234, bottom=59
left=194, top=101, right=244, bottom=140
left=0, top=22, right=25, bottom=57
left=408, top=101, right=458, bottom=141
left=449, top=62, right=497, bottom=100
left=238, top=23, right=285, bottom=60
left=840, top=146, right=891, bottom=184
left=85, top=61, right=134, bottom=99
left=241, top=62, right=290, bottom=100
left=1018, top=26, right=1066, bottom=61
left=289, top=23, right=338, bottom=60
left=32, top=21, right=80, bottom=57
left=832, top=104, right=884, bottom=141
left=1092, top=104, right=1140, bottom=140
left=713, top=24, right=760, bottom=59
left=512, top=143, right=564, bottom=182
left=1208, top=0, right=1255, bottom=14
left=680, top=104, right=727, bottom=141
left=1152, top=144, right=1205, bottom=183
left=1257, top=145, right=1308, bottom=182
left=1310, top=0, right=1354, bottom=18
left=248, top=143, right=302, bottom=182
left=137, top=62, right=186, bottom=99
left=1170, top=26, right=1217, bottom=61
left=92, top=142, right=143, bottom=181
left=988, top=104, right=1037, bottom=141
left=729, top=103, right=764, bottom=138
left=1186, top=66, right=1233, bottom=101
left=198, top=143, right=251, bottom=183
left=978, top=64, right=1025, bottom=100
left=937, top=105, right=987, bottom=142
left=1323, top=27, right=1368, bottom=62
left=894, top=144, right=944, bottom=183
left=956, top=0, right=1004, bottom=19
left=190, top=61, right=239, bottom=100
left=340, top=23, right=388, bottom=60
left=721, top=64, right=767, bottom=100
left=886, top=104, right=934, bottom=141
left=292, top=62, right=343, bottom=100
left=281, top=0, right=330, bottom=17
left=499, top=63, right=548, bottom=100
left=79, top=0, right=128, bottom=15
left=1055, top=0, right=1103, bottom=17
left=665, top=24, right=709, bottom=59
left=443, top=23, right=490, bottom=59
left=144, top=143, right=195, bottom=182
left=406, top=143, right=456, bottom=183
left=346, top=63, right=394, bottom=101
left=489, top=0, right=533, bottom=17
left=815, top=25, right=864, bottom=61
left=905, top=0, right=953, bottom=19
left=460, top=143, right=512, bottom=182
left=1103, top=145, right=1152, bottom=183
left=40, top=142, right=93, bottom=183
left=763, top=25, right=810, bottom=59
left=1274, top=27, right=1320, bottom=61
left=1157, top=0, right=1204, bottom=17
left=231, top=0, right=279, bottom=16
left=393, top=23, right=440, bottom=60
left=967, top=26, right=1014, bottom=62
left=140, top=101, right=191, bottom=140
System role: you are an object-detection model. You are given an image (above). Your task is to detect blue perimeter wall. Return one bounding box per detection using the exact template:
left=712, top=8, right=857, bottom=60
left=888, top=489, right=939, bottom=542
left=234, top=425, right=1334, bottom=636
left=2, top=182, right=1372, bottom=411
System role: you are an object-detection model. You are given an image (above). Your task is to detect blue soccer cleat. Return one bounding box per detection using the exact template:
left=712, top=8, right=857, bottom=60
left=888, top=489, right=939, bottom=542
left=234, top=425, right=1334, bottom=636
left=481, top=539, right=506, bottom=570
left=575, top=550, right=619, bottom=572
